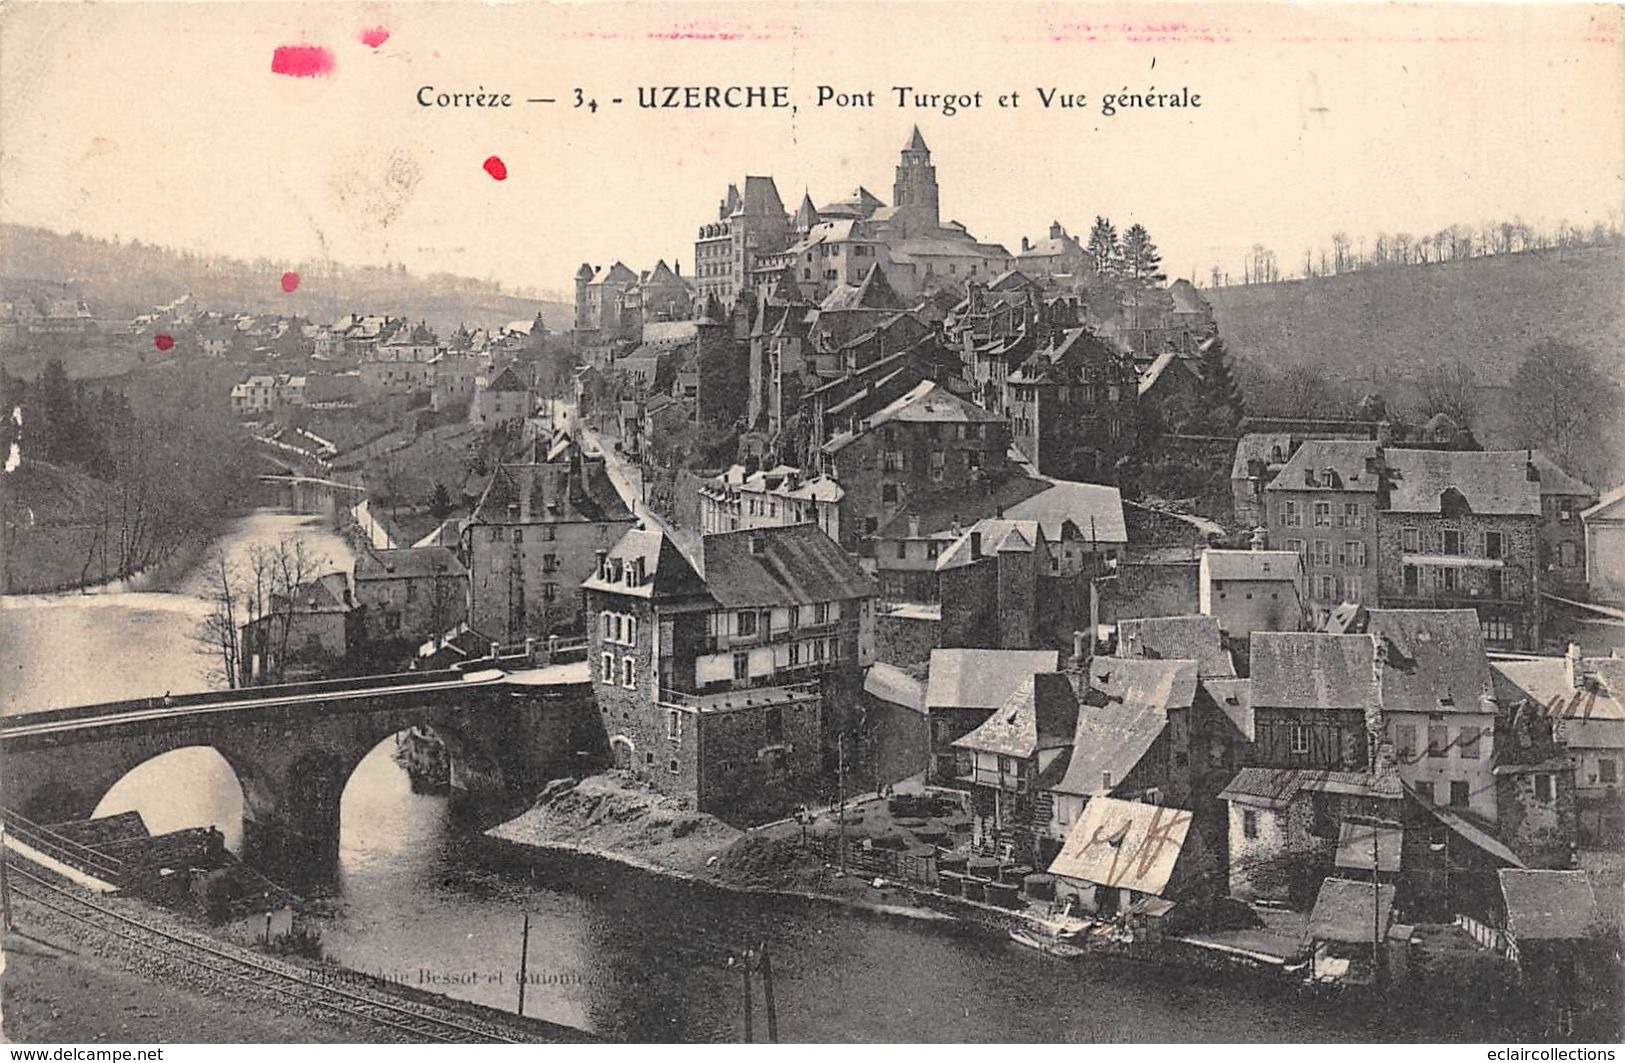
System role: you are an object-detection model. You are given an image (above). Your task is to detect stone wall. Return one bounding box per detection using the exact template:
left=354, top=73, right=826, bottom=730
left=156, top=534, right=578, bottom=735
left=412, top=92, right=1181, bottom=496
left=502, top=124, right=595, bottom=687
left=875, top=610, right=940, bottom=668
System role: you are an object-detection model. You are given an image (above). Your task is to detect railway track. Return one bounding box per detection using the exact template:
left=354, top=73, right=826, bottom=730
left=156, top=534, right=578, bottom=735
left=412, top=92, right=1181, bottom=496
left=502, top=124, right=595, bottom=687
left=7, top=861, right=524, bottom=1043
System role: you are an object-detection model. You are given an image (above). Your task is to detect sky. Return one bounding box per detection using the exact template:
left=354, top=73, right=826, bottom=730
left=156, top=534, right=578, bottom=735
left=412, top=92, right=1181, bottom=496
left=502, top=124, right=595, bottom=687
left=1, top=2, right=1621, bottom=298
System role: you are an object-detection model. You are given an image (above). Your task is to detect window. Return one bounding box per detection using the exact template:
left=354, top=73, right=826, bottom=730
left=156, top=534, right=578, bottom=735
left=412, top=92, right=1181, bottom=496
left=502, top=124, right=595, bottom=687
left=491, top=527, right=506, bottom=542
left=1414, top=781, right=1435, bottom=804
left=788, top=641, right=801, bottom=666
left=737, top=610, right=757, bottom=637
left=513, top=529, right=524, bottom=543
left=601, top=611, right=612, bottom=640
left=1290, top=724, right=1310, bottom=755
left=600, top=652, right=615, bottom=684
left=881, top=483, right=899, bottom=503
left=765, top=706, right=784, bottom=743
left=1482, top=616, right=1514, bottom=643
left=1314, top=540, right=1332, bottom=565
left=1343, top=502, right=1363, bottom=529
left=1345, top=542, right=1367, bottom=567
left=1346, top=575, right=1364, bottom=600
left=1402, top=527, right=1419, bottom=552
left=543, top=553, right=560, bottom=573
left=1442, top=529, right=1461, bottom=555
left=622, top=656, right=635, bottom=688
left=1487, top=571, right=1503, bottom=600
left=1428, top=725, right=1448, bottom=758
left=1449, top=781, right=1470, bottom=808
left=1600, top=758, right=1618, bottom=785
left=543, top=526, right=556, bottom=542
left=733, top=652, right=749, bottom=681
left=1533, top=773, right=1554, bottom=803
left=405, top=582, right=417, bottom=601
left=1282, top=501, right=1300, bottom=527
left=1559, top=541, right=1578, bottom=566
left=1286, top=539, right=1305, bottom=556
left=927, top=541, right=941, bottom=560
left=1395, top=725, right=1417, bottom=760
left=814, top=602, right=829, bottom=625
left=1314, top=502, right=1332, bottom=527
left=1485, top=531, right=1503, bottom=559
left=930, top=451, right=946, bottom=481
left=1404, top=565, right=1420, bottom=594
left=883, top=449, right=904, bottom=472
left=1316, top=575, right=1337, bottom=600
left=1442, top=567, right=1458, bottom=592
left=667, top=709, right=682, bottom=742
left=1459, top=727, right=1481, bottom=759
left=894, top=541, right=907, bottom=560
left=670, top=758, right=680, bottom=775
left=967, top=451, right=981, bottom=469
left=1242, top=810, right=1259, bottom=840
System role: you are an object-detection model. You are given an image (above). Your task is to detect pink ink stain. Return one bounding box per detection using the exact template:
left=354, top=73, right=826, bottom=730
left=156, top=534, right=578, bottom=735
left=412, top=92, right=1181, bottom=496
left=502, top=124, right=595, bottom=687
left=154, top=334, right=174, bottom=352
left=360, top=26, right=390, bottom=49
left=483, top=156, right=508, bottom=181
left=271, top=45, right=335, bottom=78
left=280, top=271, right=301, bottom=293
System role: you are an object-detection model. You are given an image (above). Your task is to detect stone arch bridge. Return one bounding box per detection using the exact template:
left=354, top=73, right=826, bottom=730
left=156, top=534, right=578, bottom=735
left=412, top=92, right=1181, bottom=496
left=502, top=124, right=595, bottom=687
left=0, top=665, right=597, bottom=882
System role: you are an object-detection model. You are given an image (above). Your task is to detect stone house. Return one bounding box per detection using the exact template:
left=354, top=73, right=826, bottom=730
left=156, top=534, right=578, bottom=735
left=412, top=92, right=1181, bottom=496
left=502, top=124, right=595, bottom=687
left=238, top=572, right=356, bottom=684
left=581, top=523, right=877, bottom=813
left=953, top=673, right=1080, bottom=862
left=1198, top=547, right=1307, bottom=645
left=1047, top=795, right=1213, bottom=927
left=922, top=648, right=1061, bottom=784
left=464, top=443, right=635, bottom=641
left=1496, top=870, right=1614, bottom=1039
left=1492, top=646, right=1625, bottom=848
left=1367, top=608, right=1499, bottom=822
left=1007, top=326, right=1140, bottom=483
left=1230, top=432, right=1295, bottom=529
left=696, top=463, right=843, bottom=543
left=1376, top=449, right=1542, bottom=650
left=819, top=380, right=1010, bottom=547
left=1528, top=451, right=1595, bottom=594
left=934, top=519, right=1053, bottom=650
left=471, top=365, right=534, bottom=427
left=1247, top=632, right=1377, bottom=772
left=352, top=546, right=468, bottom=644
left=1263, top=439, right=1384, bottom=623
left=1218, top=767, right=1403, bottom=906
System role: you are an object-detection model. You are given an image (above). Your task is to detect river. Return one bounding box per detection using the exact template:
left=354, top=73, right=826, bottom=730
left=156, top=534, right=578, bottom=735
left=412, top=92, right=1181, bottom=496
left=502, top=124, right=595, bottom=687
left=0, top=508, right=1485, bottom=1042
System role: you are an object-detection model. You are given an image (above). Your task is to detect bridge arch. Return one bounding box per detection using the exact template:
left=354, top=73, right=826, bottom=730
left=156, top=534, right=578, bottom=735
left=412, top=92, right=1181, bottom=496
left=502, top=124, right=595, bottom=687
left=92, top=745, right=254, bottom=851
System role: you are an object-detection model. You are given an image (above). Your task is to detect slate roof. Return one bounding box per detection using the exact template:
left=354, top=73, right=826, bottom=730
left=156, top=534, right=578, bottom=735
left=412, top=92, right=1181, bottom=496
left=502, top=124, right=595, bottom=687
left=1117, top=615, right=1236, bottom=678
left=1528, top=451, right=1595, bottom=498
left=935, top=518, right=1043, bottom=571
left=924, top=648, right=1061, bottom=710
left=1490, top=655, right=1625, bottom=750
left=1203, top=549, right=1302, bottom=583
left=819, top=264, right=907, bottom=312
left=1250, top=633, right=1377, bottom=710
left=1265, top=440, right=1382, bottom=494
left=1384, top=449, right=1541, bottom=516
left=823, top=381, right=1002, bottom=454
left=1047, top=796, right=1197, bottom=896
left=1582, top=483, right=1625, bottom=524
left=1204, top=678, right=1255, bottom=741
left=1003, top=479, right=1129, bottom=544
left=1499, top=869, right=1600, bottom=941
left=354, top=546, right=465, bottom=582
left=1220, top=767, right=1402, bottom=808
left=1088, top=656, right=1199, bottom=714
left=1051, top=697, right=1167, bottom=796
left=1307, top=878, right=1396, bottom=945
left=473, top=461, right=634, bottom=525
left=1335, top=820, right=1404, bottom=873
left=864, top=662, right=925, bottom=713
left=952, top=673, right=1079, bottom=758
left=485, top=366, right=529, bottom=393
left=581, top=527, right=709, bottom=600
left=697, top=524, right=877, bottom=608
left=1367, top=608, right=1493, bottom=715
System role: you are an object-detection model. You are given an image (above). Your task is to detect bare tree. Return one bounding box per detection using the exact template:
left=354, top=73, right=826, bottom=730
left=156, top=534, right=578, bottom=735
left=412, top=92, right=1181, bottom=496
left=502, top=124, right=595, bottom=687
left=1418, top=359, right=1479, bottom=426
left=194, top=548, right=243, bottom=688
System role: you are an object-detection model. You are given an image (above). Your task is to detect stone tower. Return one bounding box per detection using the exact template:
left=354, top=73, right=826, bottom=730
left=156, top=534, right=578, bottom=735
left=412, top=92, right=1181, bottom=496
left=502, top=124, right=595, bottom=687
left=892, top=125, right=939, bottom=235
left=573, top=263, right=596, bottom=330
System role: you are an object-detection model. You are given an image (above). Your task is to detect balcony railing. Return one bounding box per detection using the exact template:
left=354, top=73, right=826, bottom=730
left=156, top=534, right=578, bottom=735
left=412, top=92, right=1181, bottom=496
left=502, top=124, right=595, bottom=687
left=962, top=767, right=1029, bottom=792
left=659, top=679, right=821, bottom=711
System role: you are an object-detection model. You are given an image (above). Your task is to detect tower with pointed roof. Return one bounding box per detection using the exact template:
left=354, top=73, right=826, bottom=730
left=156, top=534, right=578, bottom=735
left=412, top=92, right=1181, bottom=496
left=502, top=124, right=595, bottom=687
left=892, top=126, right=940, bottom=235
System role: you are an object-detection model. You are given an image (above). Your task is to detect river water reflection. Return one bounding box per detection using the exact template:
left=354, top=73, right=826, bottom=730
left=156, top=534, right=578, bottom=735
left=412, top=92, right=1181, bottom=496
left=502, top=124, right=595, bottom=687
left=1, top=509, right=1487, bottom=1042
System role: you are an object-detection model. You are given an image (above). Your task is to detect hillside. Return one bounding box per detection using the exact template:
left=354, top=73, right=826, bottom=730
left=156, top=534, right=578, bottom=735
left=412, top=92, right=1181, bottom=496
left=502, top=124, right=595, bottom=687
left=0, top=225, right=570, bottom=337
left=1207, top=244, right=1623, bottom=393
left=1206, top=244, right=1625, bottom=483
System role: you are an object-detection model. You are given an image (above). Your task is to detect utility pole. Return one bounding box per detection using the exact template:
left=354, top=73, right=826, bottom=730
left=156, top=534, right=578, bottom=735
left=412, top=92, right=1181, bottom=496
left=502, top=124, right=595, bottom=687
left=836, top=733, right=847, bottom=875
left=0, top=826, right=13, bottom=932
left=740, top=949, right=755, bottom=1043
left=517, top=911, right=531, bottom=1016
left=1371, top=822, right=1381, bottom=982
left=759, top=941, right=779, bottom=1043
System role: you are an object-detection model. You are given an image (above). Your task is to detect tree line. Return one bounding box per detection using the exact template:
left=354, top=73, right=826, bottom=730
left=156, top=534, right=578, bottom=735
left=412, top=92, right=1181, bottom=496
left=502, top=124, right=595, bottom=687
left=0, top=359, right=261, bottom=587
left=1209, top=213, right=1624, bottom=287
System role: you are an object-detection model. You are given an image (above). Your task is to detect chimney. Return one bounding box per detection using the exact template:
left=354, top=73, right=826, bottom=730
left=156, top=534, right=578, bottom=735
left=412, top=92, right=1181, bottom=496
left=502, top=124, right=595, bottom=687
left=595, top=548, right=608, bottom=579
left=1567, top=642, right=1584, bottom=689
left=1021, top=236, right=1031, bottom=252
left=1101, top=770, right=1113, bottom=791
left=908, top=514, right=920, bottom=538
left=1252, top=526, right=1268, bottom=550
left=969, top=531, right=982, bottom=558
